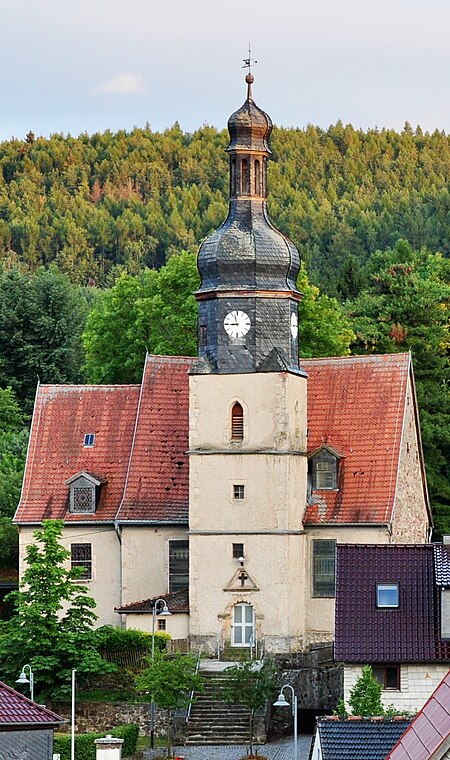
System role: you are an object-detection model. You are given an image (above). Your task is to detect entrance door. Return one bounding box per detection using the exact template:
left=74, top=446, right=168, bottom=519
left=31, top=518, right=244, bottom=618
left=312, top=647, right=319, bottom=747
left=232, top=602, right=254, bottom=647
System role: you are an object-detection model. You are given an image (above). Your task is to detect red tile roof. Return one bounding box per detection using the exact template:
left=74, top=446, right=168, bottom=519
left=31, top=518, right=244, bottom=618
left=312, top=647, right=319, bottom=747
left=117, top=356, right=193, bottom=522
left=386, top=670, right=450, bottom=759
left=303, top=353, right=412, bottom=525
left=15, top=384, right=140, bottom=523
left=115, top=588, right=189, bottom=614
left=15, top=352, right=419, bottom=528
left=335, top=544, right=450, bottom=662
left=0, top=680, right=64, bottom=726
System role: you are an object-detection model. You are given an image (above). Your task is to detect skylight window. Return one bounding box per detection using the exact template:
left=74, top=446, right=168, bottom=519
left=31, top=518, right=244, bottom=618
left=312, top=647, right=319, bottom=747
left=376, top=583, right=399, bottom=608
left=83, top=433, right=95, bottom=447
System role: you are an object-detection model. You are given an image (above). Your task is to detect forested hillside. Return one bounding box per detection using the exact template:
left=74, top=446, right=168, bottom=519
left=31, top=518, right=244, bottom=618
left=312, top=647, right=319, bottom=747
left=0, top=122, right=448, bottom=542
left=0, top=122, right=449, bottom=290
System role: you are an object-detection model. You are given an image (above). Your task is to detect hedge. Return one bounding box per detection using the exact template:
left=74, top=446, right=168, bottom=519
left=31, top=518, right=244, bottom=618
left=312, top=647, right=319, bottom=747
left=53, top=723, right=139, bottom=759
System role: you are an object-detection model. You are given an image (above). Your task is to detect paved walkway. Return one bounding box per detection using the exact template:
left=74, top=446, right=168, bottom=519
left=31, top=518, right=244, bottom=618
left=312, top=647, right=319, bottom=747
left=144, top=735, right=313, bottom=759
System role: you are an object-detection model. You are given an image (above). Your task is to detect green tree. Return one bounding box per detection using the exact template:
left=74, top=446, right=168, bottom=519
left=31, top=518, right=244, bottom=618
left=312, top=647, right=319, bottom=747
left=346, top=240, right=450, bottom=533
left=0, top=520, right=112, bottom=701
left=0, top=387, right=28, bottom=569
left=347, top=666, right=384, bottom=717
left=223, top=660, right=277, bottom=757
left=135, top=652, right=204, bottom=757
left=0, top=267, right=89, bottom=412
left=83, top=251, right=199, bottom=383
left=298, top=266, right=355, bottom=358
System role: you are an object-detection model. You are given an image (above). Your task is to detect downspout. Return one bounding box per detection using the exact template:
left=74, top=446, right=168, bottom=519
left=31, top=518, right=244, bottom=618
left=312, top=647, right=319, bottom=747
left=114, top=354, right=149, bottom=614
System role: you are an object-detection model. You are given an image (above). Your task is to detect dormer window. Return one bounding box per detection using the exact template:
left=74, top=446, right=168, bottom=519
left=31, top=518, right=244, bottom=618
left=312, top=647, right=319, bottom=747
left=65, top=471, right=102, bottom=514
left=309, top=446, right=340, bottom=490
left=84, top=433, right=95, bottom=447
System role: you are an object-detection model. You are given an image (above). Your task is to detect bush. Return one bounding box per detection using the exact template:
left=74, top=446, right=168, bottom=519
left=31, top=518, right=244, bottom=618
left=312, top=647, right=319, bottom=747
left=53, top=723, right=139, bottom=759
left=94, top=624, right=170, bottom=653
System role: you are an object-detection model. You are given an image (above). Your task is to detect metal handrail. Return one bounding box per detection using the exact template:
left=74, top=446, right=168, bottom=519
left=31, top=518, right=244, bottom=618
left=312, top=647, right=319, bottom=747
left=186, top=648, right=202, bottom=724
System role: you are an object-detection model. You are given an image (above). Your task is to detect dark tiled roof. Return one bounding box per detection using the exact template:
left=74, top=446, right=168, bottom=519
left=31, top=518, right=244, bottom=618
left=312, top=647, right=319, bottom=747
left=386, top=670, right=450, bottom=759
left=310, top=716, right=411, bottom=760
left=434, top=545, right=450, bottom=586
left=303, top=354, right=413, bottom=526
left=0, top=680, right=64, bottom=726
left=115, top=588, right=189, bottom=614
left=335, top=544, right=450, bottom=662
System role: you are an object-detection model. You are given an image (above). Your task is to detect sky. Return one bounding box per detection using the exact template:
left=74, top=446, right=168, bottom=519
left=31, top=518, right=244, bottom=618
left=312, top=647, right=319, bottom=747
left=1, top=0, right=449, bottom=142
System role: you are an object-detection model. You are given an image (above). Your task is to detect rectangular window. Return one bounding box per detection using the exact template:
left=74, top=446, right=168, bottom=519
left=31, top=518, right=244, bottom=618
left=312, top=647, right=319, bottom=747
left=312, top=539, right=336, bottom=597
left=169, top=540, right=189, bottom=593
left=316, top=461, right=335, bottom=489
left=71, top=544, right=92, bottom=580
left=233, top=543, right=244, bottom=559
left=233, top=484, right=245, bottom=500
left=158, top=619, right=167, bottom=631
left=199, top=325, right=207, bottom=346
left=372, top=665, right=400, bottom=690
left=84, top=433, right=95, bottom=447
left=377, top=583, right=399, bottom=608
left=72, top=484, right=96, bottom=513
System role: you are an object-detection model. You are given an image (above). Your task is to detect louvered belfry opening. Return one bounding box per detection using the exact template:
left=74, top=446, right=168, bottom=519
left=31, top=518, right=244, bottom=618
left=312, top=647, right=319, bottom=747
left=231, top=402, right=244, bottom=440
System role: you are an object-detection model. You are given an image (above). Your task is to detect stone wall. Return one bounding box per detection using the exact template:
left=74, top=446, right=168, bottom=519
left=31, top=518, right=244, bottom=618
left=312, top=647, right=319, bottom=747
left=275, top=644, right=343, bottom=711
left=54, top=701, right=166, bottom=737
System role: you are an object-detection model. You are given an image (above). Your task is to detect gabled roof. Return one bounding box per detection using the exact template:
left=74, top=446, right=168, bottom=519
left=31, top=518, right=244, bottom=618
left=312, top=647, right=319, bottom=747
left=117, top=356, right=193, bottom=523
left=309, top=716, right=411, bottom=760
left=303, top=353, right=419, bottom=526
left=15, top=353, right=424, bottom=529
left=15, top=384, right=140, bottom=523
left=0, top=680, right=64, bottom=727
left=115, top=588, right=189, bottom=614
left=335, top=544, right=450, bottom=663
left=386, top=670, right=450, bottom=759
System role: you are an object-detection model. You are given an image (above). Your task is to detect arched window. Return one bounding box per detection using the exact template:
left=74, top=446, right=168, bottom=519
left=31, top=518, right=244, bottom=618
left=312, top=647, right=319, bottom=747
left=254, top=159, right=261, bottom=195
left=230, top=157, right=236, bottom=196
left=241, top=159, right=249, bottom=194
left=231, top=402, right=244, bottom=440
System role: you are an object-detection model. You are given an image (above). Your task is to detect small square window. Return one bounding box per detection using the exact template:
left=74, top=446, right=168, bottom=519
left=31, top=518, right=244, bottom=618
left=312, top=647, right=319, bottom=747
left=84, top=433, right=95, bottom=447
left=158, top=619, right=167, bottom=631
left=233, top=543, right=244, bottom=559
left=233, top=484, right=245, bottom=500
left=377, top=583, right=399, bottom=608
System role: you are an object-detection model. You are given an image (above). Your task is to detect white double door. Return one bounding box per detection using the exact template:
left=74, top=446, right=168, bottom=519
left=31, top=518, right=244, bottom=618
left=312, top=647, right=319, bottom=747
left=232, top=602, right=255, bottom=647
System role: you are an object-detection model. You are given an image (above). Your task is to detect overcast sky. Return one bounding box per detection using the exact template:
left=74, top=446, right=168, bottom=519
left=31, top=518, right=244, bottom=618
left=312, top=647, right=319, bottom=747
left=1, top=0, right=449, bottom=141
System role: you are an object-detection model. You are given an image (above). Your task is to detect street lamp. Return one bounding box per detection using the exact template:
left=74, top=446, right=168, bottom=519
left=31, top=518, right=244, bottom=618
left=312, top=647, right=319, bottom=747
left=16, top=664, right=34, bottom=702
left=150, top=599, right=172, bottom=749
left=273, top=683, right=298, bottom=760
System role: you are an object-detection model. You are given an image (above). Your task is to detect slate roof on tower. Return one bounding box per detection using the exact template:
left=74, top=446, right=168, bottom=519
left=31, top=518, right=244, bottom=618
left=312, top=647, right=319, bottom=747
left=15, top=352, right=426, bottom=529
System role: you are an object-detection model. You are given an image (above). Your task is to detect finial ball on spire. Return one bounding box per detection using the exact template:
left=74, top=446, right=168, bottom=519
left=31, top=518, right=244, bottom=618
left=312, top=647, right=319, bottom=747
left=245, top=73, right=254, bottom=84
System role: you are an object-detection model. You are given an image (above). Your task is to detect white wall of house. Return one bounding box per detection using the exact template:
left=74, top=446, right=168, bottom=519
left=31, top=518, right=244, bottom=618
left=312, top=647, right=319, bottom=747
left=344, top=664, right=450, bottom=713
left=120, top=612, right=189, bottom=639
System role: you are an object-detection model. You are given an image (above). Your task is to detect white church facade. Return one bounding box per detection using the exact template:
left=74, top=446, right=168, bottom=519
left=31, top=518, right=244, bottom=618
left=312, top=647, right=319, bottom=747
left=14, top=75, right=431, bottom=654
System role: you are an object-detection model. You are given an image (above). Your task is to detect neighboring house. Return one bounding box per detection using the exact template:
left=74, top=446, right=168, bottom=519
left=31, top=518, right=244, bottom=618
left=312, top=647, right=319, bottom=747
left=0, top=679, right=64, bottom=759
left=386, top=669, right=450, bottom=759
left=308, top=716, right=411, bottom=760
left=13, top=75, right=431, bottom=655
left=335, top=544, right=450, bottom=712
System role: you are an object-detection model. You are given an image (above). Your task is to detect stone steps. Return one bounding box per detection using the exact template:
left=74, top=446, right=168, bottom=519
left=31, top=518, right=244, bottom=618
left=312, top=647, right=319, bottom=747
left=186, top=671, right=252, bottom=745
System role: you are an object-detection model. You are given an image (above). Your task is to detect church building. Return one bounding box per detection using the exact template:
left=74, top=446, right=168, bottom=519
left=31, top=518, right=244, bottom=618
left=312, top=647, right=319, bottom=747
left=14, top=75, right=431, bottom=654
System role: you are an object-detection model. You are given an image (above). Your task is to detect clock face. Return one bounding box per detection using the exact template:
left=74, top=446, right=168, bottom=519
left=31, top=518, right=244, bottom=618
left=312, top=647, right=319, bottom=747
left=223, top=310, right=251, bottom=338
left=290, top=311, right=298, bottom=339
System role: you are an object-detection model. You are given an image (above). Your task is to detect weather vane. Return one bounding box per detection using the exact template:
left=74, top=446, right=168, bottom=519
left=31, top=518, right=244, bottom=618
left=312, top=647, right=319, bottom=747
left=242, top=43, right=257, bottom=73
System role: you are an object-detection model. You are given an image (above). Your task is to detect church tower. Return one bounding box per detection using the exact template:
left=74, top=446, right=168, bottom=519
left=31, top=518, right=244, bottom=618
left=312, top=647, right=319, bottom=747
left=189, top=75, right=308, bottom=654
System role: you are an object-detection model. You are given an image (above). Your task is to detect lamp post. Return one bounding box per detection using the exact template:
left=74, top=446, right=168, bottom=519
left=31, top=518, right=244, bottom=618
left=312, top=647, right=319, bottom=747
left=16, top=664, right=34, bottom=702
left=273, top=683, right=298, bottom=760
left=150, top=598, right=172, bottom=749
left=71, top=669, right=76, bottom=760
